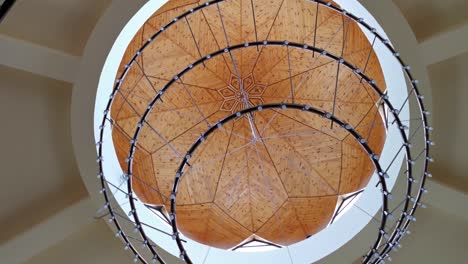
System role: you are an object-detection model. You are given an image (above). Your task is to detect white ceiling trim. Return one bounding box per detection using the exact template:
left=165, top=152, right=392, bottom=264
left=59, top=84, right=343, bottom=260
left=419, top=22, right=468, bottom=66
left=0, top=34, right=79, bottom=83
left=0, top=197, right=94, bottom=264
left=72, top=0, right=433, bottom=263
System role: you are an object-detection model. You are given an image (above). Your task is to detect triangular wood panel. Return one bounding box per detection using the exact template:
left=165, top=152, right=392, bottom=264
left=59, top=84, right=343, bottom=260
left=110, top=0, right=387, bottom=248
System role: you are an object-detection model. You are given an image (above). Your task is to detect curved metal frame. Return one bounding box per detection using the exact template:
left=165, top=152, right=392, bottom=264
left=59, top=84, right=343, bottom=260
left=94, top=1, right=432, bottom=263
left=169, top=103, right=387, bottom=263
left=124, top=40, right=410, bottom=263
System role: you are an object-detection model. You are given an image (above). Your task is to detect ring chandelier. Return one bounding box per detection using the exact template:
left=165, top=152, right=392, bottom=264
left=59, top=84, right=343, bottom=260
left=94, top=1, right=433, bottom=263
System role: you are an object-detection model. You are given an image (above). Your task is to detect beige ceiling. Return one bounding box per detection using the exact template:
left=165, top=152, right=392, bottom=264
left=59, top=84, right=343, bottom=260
left=427, top=52, right=468, bottom=193
left=393, top=0, right=468, bottom=41
left=391, top=0, right=468, bottom=193
left=0, top=0, right=466, bottom=263
left=0, top=65, right=87, bottom=242
left=0, top=0, right=111, bottom=55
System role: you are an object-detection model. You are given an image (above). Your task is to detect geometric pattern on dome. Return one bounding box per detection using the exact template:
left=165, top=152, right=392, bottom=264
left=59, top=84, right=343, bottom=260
left=94, top=1, right=434, bottom=263
left=107, top=0, right=390, bottom=250
left=174, top=110, right=344, bottom=248
left=218, top=74, right=265, bottom=114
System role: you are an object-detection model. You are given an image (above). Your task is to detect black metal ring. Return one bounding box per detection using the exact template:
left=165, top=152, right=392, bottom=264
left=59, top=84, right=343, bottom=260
left=169, top=103, right=387, bottom=264
left=125, top=40, right=404, bottom=263
left=94, top=1, right=432, bottom=263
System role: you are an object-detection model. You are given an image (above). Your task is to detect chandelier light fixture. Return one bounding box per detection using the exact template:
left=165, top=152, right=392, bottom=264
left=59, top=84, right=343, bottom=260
left=94, top=0, right=432, bottom=263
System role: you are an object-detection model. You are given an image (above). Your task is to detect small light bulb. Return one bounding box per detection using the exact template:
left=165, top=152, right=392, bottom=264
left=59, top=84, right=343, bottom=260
left=418, top=202, right=427, bottom=208
left=408, top=178, right=418, bottom=183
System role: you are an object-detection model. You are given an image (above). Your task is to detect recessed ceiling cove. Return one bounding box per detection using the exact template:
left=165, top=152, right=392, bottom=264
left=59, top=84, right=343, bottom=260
left=110, top=0, right=386, bottom=249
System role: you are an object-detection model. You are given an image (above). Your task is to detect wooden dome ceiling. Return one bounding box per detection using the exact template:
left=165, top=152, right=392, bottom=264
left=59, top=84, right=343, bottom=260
left=110, top=0, right=386, bottom=249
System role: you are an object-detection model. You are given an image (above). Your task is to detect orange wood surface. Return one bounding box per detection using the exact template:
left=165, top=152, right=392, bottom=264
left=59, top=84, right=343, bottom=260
left=110, top=0, right=386, bottom=248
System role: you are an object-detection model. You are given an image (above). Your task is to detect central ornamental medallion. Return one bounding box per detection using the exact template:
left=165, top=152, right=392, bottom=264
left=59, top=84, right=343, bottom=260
left=218, top=73, right=266, bottom=114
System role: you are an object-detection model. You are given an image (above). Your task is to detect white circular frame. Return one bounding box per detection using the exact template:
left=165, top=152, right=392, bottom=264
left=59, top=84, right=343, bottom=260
left=70, top=0, right=429, bottom=263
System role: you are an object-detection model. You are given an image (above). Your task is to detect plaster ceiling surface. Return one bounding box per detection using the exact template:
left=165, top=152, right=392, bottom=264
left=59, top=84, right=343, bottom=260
left=393, top=0, right=468, bottom=41
left=22, top=221, right=179, bottom=264
left=0, top=0, right=111, bottom=55
left=109, top=0, right=386, bottom=249
left=427, top=51, right=468, bottom=193
left=0, top=65, right=87, bottom=242
left=17, top=206, right=468, bottom=264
